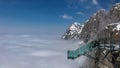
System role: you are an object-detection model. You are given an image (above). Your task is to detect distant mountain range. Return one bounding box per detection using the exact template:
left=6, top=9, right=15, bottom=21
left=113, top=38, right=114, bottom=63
left=63, top=3, right=120, bottom=43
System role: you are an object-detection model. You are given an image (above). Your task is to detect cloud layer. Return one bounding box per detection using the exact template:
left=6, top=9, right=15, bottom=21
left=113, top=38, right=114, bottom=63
left=0, top=34, right=88, bottom=68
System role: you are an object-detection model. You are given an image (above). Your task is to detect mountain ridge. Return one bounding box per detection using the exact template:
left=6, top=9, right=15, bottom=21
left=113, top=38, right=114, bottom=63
left=63, top=3, right=120, bottom=42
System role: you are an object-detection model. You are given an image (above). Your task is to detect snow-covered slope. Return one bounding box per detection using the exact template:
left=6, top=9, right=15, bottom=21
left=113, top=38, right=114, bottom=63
left=63, top=22, right=84, bottom=40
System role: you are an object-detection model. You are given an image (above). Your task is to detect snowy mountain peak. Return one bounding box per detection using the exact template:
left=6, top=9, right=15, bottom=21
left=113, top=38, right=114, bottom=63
left=69, top=22, right=81, bottom=30
left=73, top=22, right=81, bottom=25
left=63, top=22, right=84, bottom=40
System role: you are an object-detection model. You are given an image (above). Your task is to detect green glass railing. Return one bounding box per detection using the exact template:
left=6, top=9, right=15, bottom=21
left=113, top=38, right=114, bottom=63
left=67, top=41, right=98, bottom=59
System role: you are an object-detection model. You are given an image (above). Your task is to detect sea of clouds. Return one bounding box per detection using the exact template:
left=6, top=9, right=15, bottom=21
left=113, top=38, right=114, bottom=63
left=0, top=34, right=89, bottom=68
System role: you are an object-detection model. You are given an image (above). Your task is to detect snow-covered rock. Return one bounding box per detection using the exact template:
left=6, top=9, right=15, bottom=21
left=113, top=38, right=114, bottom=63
left=63, top=22, right=84, bottom=40
left=113, top=3, right=120, bottom=11
left=114, top=23, right=120, bottom=31
left=105, top=23, right=120, bottom=31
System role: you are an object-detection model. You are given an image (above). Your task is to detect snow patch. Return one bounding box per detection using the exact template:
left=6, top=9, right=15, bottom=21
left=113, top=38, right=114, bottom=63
left=70, top=22, right=81, bottom=30
left=114, top=24, right=120, bottom=31
left=78, top=24, right=84, bottom=34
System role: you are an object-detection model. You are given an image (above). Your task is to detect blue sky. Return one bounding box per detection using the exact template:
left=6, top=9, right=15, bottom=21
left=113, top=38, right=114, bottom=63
left=0, top=0, right=120, bottom=34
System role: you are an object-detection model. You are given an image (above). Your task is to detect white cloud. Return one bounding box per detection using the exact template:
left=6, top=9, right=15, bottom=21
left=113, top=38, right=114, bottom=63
left=0, top=34, right=88, bottom=68
left=31, top=50, right=61, bottom=57
left=76, top=12, right=85, bottom=16
left=62, top=14, right=73, bottom=19
left=92, top=0, right=98, bottom=5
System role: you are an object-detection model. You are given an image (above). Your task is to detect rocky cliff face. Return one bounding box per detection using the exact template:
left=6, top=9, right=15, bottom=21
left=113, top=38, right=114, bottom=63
left=64, top=3, right=120, bottom=68
left=79, top=9, right=107, bottom=42
left=63, top=3, right=120, bottom=43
